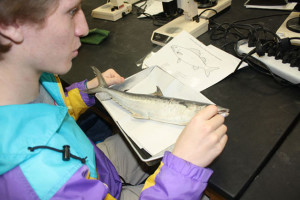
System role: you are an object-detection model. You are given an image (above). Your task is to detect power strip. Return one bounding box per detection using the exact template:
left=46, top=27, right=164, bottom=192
left=237, top=40, right=300, bottom=84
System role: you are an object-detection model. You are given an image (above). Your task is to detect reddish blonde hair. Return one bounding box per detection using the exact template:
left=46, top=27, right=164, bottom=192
left=0, top=0, right=59, bottom=52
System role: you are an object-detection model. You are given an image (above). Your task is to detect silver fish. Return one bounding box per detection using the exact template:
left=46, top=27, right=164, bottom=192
left=171, top=45, right=219, bottom=77
left=86, top=66, right=229, bottom=125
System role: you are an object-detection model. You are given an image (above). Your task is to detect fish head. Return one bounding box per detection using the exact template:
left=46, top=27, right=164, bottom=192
left=171, top=45, right=178, bottom=51
left=171, top=45, right=184, bottom=57
left=217, top=106, right=230, bottom=117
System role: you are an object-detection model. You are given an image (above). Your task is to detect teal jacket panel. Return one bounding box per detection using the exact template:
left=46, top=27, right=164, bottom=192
left=0, top=103, right=97, bottom=199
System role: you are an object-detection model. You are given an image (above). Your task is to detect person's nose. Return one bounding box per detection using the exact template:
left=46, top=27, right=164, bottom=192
left=75, top=10, right=89, bottom=37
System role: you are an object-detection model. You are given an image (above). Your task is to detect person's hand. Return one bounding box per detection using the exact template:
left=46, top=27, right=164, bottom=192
left=102, top=68, right=124, bottom=86
left=86, top=68, right=124, bottom=89
left=172, top=105, right=228, bottom=167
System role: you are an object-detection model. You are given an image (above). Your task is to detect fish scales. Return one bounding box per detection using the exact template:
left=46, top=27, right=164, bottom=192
left=98, top=87, right=209, bottom=125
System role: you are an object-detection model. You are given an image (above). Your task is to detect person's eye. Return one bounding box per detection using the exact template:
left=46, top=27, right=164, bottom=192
left=69, top=7, right=79, bottom=16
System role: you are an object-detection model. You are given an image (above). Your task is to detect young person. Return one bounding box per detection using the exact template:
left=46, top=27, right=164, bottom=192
left=0, top=0, right=228, bottom=199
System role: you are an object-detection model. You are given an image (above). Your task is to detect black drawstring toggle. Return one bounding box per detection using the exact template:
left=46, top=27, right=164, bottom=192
left=63, top=145, right=71, bottom=161
left=28, top=145, right=87, bottom=164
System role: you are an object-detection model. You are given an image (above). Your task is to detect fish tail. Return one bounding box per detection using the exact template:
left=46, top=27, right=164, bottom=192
left=92, top=66, right=108, bottom=88
left=85, top=66, right=108, bottom=95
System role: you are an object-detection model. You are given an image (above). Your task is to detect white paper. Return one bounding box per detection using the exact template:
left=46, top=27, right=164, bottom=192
left=144, top=31, right=246, bottom=92
left=245, top=2, right=297, bottom=10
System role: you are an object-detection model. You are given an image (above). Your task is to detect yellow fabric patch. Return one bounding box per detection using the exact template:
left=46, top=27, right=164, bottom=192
left=142, top=162, right=164, bottom=190
left=65, top=88, right=89, bottom=121
left=54, top=75, right=89, bottom=120
left=85, top=170, right=99, bottom=180
left=104, top=193, right=116, bottom=200
left=54, top=75, right=67, bottom=104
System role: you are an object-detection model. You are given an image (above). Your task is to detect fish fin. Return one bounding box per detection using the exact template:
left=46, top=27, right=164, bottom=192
left=83, top=87, right=100, bottom=94
left=189, top=48, right=202, bottom=56
left=132, top=112, right=147, bottom=119
left=204, top=67, right=219, bottom=77
left=85, top=66, right=108, bottom=94
left=91, top=66, right=108, bottom=88
left=200, top=57, right=206, bottom=63
left=150, top=86, right=164, bottom=97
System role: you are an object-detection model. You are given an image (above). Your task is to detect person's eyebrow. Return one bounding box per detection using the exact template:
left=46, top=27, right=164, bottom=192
left=70, top=0, right=83, bottom=10
left=73, top=0, right=83, bottom=6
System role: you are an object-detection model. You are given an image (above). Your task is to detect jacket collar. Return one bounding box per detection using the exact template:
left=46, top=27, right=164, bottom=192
left=0, top=104, right=68, bottom=175
left=40, top=73, right=66, bottom=107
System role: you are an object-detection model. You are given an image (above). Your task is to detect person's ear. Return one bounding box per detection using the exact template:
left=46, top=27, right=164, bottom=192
left=0, top=23, right=24, bottom=44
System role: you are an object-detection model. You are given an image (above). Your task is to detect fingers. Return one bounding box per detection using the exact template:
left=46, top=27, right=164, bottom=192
left=210, top=113, right=225, bottom=132
left=106, top=77, right=124, bottom=85
left=197, top=104, right=228, bottom=120
left=192, top=105, right=225, bottom=131
left=102, top=68, right=124, bottom=86
left=172, top=104, right=228, bottom=167
left=197, top=105, right=218, bottom=120
left=214, top=124, right=228, bottom=147
left=103, top=68, right=120, bottom=78
left=205, top=109, right=227, bottom=151
left=219, top=132, right=228, bottom=150
left=214, top=126, right=228, bottom=158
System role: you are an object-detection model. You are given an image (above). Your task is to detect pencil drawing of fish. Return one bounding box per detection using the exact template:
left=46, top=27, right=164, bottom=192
left=171, top=45, right=219, bottom=77
left=86, top=66, right=229, bottom=126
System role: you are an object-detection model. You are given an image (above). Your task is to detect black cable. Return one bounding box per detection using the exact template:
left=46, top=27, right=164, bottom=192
left=198, top=8, right=217, bottom=20
left=133, top=0, right=177, bottom=26
left=232, top=13, right=290, bottom=24
left=234, top=48, right=257, bottom=72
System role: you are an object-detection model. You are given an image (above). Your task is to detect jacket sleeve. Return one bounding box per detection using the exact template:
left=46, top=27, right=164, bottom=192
left=140, top=151, right=213, bottom=200
left=64, top=80, right=96, bottom=120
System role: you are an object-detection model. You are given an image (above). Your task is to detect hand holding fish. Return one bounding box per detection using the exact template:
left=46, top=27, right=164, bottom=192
left=172, top=105, right=228, bottom=167
left=86, top=68, right=124, bottom=89
left=102, top=68, right=125, bottom=86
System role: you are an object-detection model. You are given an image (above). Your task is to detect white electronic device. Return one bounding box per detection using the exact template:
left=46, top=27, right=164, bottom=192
left=276, top=12, right=300, bottom=45
left=92, top=1, right=132, bottom=21
left=125, top=0, right=140, bottom=4
left=151, top=0, right=232, bottom=46
left=237, top=40, right=300, bottom=84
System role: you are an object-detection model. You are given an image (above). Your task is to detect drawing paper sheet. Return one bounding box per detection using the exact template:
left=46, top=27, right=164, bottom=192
left=245, top=3, right=297, bottom=10
left=144, top=31, right=246, bottom=92
left=98, top=67, right=213, bottom=156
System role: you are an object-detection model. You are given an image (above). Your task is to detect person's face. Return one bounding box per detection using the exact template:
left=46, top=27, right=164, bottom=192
left=21, top=0, right=89, bottom=75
